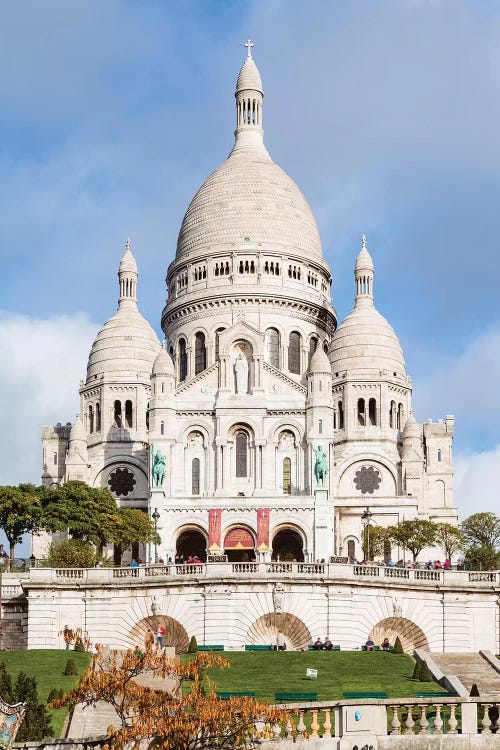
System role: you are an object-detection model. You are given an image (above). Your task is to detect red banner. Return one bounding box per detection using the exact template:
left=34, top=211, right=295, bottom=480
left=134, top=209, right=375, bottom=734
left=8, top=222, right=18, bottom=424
left=257, top=508, right=270, bottom=550
left=224, top=528, right=254, bottom=550
left=208, top=509, right=222, bottom=551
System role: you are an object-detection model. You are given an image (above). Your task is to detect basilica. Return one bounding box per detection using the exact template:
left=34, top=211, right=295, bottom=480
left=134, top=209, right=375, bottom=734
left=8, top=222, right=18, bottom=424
left=39, top=44, right=457, bottom=565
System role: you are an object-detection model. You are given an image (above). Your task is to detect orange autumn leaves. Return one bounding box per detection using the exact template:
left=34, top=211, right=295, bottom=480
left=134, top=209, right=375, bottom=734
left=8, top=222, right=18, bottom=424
left=50, top=646, right=287, bottom=750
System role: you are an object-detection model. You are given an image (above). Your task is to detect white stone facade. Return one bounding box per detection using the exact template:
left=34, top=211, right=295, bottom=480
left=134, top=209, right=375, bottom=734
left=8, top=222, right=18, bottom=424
left=39, top=44, right=457, bottom=570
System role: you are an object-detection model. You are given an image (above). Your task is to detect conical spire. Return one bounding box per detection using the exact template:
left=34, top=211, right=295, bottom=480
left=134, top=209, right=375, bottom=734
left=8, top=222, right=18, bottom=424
left=231, top=39, right=267, bottom=156
left=118, top=238, right=138, bottom=309
left=354, top=234, right=374, bottom=307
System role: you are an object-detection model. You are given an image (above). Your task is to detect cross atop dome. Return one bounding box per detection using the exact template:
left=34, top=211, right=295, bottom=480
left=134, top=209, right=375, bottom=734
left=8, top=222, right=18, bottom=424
left=244, top=38, right=254, bottom=58
left=361, top=234, right=367, bottom=249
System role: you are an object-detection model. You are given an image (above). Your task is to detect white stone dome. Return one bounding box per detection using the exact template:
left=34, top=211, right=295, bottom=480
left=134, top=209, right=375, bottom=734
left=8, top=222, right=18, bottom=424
left=87, top=308, right=161, bottom=381
left=308, top=345, right=331, bottom=374
left=330, top=304, right=405, bottom=377
left=152, top=347, right=175, bottom=376
left=69, top=414, right=86, bottom=442
left=236, top=54, right=262, bottom=93
left=175, top=150, right=323, bottom=262
left=403, top=413, right=420, bottom=440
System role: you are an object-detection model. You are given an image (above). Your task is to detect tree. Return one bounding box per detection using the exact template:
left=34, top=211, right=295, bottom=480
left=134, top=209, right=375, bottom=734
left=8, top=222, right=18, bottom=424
left=464, top=545, right=499, bottom=571
left=461, top=513, right=500, bottom=550
left=435, top=523, right=463, bottom=561
left=0, top=485, right=42, bottom=561
left=47, top=539, right=97, bottom=568
left=51, top=646, right=286, bottom=750
left=361, top=525, right=386, bottom=560
left=14, top=671, right=54, bottom=742
left=386, top=520, right=437, bottom=562
left=41, top=481, right=118, bottom=549
left=393, top=636, right=404, bottom=654
left=0, top=662, right=13, bottom=703
left=110, top=508, right=159, bottom=565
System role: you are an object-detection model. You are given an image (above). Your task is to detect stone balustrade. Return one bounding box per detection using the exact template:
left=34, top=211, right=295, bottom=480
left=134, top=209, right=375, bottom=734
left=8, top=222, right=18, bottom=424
left=27, top=562, right=500, bottom=588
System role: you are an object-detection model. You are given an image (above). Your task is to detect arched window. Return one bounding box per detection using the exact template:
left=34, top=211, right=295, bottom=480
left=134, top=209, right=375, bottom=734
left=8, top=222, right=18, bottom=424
left=357, top=398, right=365, bottom=426
left=369, top=398, right=377, bottom=426
left=397, top=403, right=404, bottom=430
left=215, top=327, right=225, bottom=360
left=160, top=421, right=164, bottom=436
left=194, top=332, right=206, bottom=375
left=178, top=338, right=187, bottom=382
left=347, top=540, right=355, bottom=561
left=192, top=458, right=200, bottom=495
left=283, top=457, right=291, bottom=495
left=113, top=400, right=122, bottom=428
left=125, top=400, right=133, bottom=428
left=53, top=452, right=58, bottom=466
left=319, top=419, right=323, bottom=434
left=265, top=328, right=280, bottom=368
left=389, top=401, right=396, bottom=429
left=338, top=401, right=344, bottom=429
left=437, top=449, right=442, bottom=462
left=308, top=337, right=318, bottom=368
left=96, top=403, right=101, bottom=432
left=288, top=331, right=301, bottom=374
left=235, top=431, right=248, bottom=478
left=88, top=405, right=94, bottom=434
left=146, top=402, right=150, bottom=430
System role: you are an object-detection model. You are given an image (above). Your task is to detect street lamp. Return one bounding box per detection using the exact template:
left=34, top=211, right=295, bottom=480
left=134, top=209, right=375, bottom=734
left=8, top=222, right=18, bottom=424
left=152, top=508, right=160, bottom=563
left=361, top=507, right=373, bottom=562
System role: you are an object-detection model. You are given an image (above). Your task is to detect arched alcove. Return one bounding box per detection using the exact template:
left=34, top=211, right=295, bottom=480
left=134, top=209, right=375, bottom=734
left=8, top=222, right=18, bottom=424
left=369, top=617, right=429, bottom=652
left=130, top=615, right=189, bottom=654
left=246, top=612, right=311, bottom=651
left=272, top=527, right=304, bottom=562
left=176, top=527, right=207, bottom=562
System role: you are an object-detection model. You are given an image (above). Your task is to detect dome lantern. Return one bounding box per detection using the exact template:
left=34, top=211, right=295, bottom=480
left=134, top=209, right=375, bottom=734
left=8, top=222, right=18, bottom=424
left=118, top=238, right=138, bottom=309
left=354, top=234, right=374, bottom=307
left=232, top=39, right=266, bottom=155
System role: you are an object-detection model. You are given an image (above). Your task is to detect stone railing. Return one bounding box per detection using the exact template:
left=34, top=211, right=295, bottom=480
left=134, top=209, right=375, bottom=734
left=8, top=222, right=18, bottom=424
left=27, top=562, right=500, bottom=588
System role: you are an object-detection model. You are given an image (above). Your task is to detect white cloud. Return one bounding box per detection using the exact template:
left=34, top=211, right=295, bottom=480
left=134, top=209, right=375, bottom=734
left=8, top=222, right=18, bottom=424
left=454, top=447, right=500, bottom=518
left=0, top=312, right=96, bottom=485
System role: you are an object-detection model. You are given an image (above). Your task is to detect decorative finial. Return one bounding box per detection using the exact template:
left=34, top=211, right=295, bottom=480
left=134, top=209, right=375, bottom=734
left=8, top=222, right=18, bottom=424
left=161, top=337, right=166, bottom=350
left=125, top=237, right=131, bottom=253
left=244, top=38, right=254, bottom=58
left=361, top=234, right=367, bottom=249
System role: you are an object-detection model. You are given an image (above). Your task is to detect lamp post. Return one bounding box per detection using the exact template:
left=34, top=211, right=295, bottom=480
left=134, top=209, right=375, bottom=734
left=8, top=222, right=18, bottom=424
left=152, top=508, right=160, bottom=563
left=361, top=507, right=373, bottom=562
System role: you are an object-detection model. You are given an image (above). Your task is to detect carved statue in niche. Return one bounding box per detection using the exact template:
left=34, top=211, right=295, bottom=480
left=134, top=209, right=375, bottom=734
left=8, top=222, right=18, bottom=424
left=273, top=582, right=285, bottom=613
left=392, top=597, right=403, bottom=619
left=314, top=445, right=328, bottom=487
left=278, top=430, right=295, bottom=449
left=234, top=353, right=248, bottom=394
left=188, top=431, right=204, bottom=448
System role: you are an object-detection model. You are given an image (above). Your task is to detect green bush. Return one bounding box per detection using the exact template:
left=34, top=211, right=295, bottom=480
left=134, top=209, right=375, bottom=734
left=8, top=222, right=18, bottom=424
left=470, top=683, right=480, bottom=697
left=14, top=672, right=53, bottom=742
left=393, top=636, right=404, bottom=654
left=64, top=658, right=78, bottom=676
left=46, top=688, right=64, bottom=704
left=74, top=638, right=85, bottom=652
left=411, top=659, right=422, bottom=680
left=188, top=635, right=198, bottom=653
left=47, top=539, right=96, bottom=568
left=419, top=661, right=433, bottom=682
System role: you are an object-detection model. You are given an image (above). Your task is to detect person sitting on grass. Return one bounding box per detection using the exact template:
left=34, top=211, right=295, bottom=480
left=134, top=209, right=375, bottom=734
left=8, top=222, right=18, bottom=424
left=313, top=637, right=324, bottom=650
left=365, top=638, right=375, bottom=651
left=382, top=637, right=390, bottom=651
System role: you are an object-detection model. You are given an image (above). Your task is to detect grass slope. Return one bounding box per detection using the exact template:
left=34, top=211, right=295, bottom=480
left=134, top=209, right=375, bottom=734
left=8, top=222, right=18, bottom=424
left=190, top=651, right=447, bottom=702
left=0, top=649, right=91, bottom=737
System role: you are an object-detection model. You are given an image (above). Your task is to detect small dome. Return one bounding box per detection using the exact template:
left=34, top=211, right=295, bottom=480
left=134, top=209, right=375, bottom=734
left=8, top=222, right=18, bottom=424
left=70, top=414, right=86, bottom=442
left=308, top=345, right=331, bottom=374
left=330, top=305, right=405, bottom=377
left=119, top=241, right=137, bottom=273
left=236, top=54, right=263, bottom=93
left=354, top=245, right=374, bottom=273
left=403, top=413, right=421, bottom=440
left=152, top=348, right=175, bottom=377
left=87, top=307, right=161, bottom=381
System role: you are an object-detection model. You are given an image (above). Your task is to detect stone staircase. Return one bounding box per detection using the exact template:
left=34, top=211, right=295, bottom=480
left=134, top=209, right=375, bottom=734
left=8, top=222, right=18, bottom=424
left=430, top=652, right=500, bottom=697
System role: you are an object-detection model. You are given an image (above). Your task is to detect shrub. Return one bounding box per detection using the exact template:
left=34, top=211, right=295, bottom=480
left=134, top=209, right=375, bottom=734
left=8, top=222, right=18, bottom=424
left=411, top=659, right=422, bottom=680
left=14, top=672, right=53, bottom=742
left=470, top=683, right=480, bottom=697
left=74, top=638, right=85, bottom=652
left=188, top=635, right=198, bottom=653
left=393, top=636, right=404, bottom=654
left=419, top=661, right=433, bottom=682
left=47, top=539, right=96, bottom=568
left=46, top=688, right=64, bottom=704
left=64, top=658, right=78, bottom=676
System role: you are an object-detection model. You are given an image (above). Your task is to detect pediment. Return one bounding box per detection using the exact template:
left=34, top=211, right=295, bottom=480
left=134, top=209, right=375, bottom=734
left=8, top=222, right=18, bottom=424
left=217, top=319, right=264, bottom=356
left=175, top=361, right=220, bottom=398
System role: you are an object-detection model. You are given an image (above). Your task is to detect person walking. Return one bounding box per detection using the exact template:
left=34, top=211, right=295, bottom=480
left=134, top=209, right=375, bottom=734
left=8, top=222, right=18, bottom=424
left=144, top=628, right=154, bottom=652
left=157, top=623, right=165, bottom=650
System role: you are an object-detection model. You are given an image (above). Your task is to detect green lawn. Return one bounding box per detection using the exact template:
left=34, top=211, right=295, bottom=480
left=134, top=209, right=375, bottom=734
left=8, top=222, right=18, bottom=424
left=0, top=649, right=91, bottom=737
left=184, top=651, right=447, bottom=702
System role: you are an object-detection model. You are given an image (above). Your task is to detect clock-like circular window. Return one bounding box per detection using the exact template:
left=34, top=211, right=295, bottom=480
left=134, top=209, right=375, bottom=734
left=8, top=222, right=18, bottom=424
left=108, top=467, right=136, bottom=497
left=353, top=465, right=382, bottom=495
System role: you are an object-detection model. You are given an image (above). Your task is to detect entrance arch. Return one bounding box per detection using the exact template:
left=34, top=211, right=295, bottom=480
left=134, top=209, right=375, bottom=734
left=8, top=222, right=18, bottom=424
left=176, top=527, right=207, bottom=562
left=272, top=527, right=304, bottom=562
left=246, top=613, right=311, bottom=651
left=224, top=526, right=255, bottom=562
left=369, top=617, right=429, bottom=652
left=130, top=615, right=189, bottom=654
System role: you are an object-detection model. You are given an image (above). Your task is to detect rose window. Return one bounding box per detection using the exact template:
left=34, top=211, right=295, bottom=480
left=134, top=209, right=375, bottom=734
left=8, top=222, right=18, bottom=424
left=353, top=466, right=382, bottom=495
left=108, top=468, right=136, bottom=497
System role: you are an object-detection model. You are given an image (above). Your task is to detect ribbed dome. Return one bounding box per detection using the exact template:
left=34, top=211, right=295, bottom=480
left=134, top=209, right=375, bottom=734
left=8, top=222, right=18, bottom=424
left=403, top=413, right=420, bottom=440
left=69, top=414, right=86, bottom=442
left=87, top=307, right=161, bottom=381
left=119, top=241, right=137, bottom=273
left=330, top=305, right=405, bottom=377
left=308, top=345, right=331, bottom=374
left=176, top=150, right=323, bottom=262
left=236, top=55, right=262, bottom=93
left=354, top=245, right=374, bottom=272
left=152, top=348, right=175, bottom=376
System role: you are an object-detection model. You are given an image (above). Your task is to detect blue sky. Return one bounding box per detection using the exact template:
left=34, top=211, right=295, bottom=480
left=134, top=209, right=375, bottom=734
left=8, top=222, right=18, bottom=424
left=0, top=0, right=499, bottom=521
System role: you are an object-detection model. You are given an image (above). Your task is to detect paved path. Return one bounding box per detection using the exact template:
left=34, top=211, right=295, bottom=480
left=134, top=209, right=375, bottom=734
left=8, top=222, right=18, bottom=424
left=430, top=652, right=500, bottom=697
